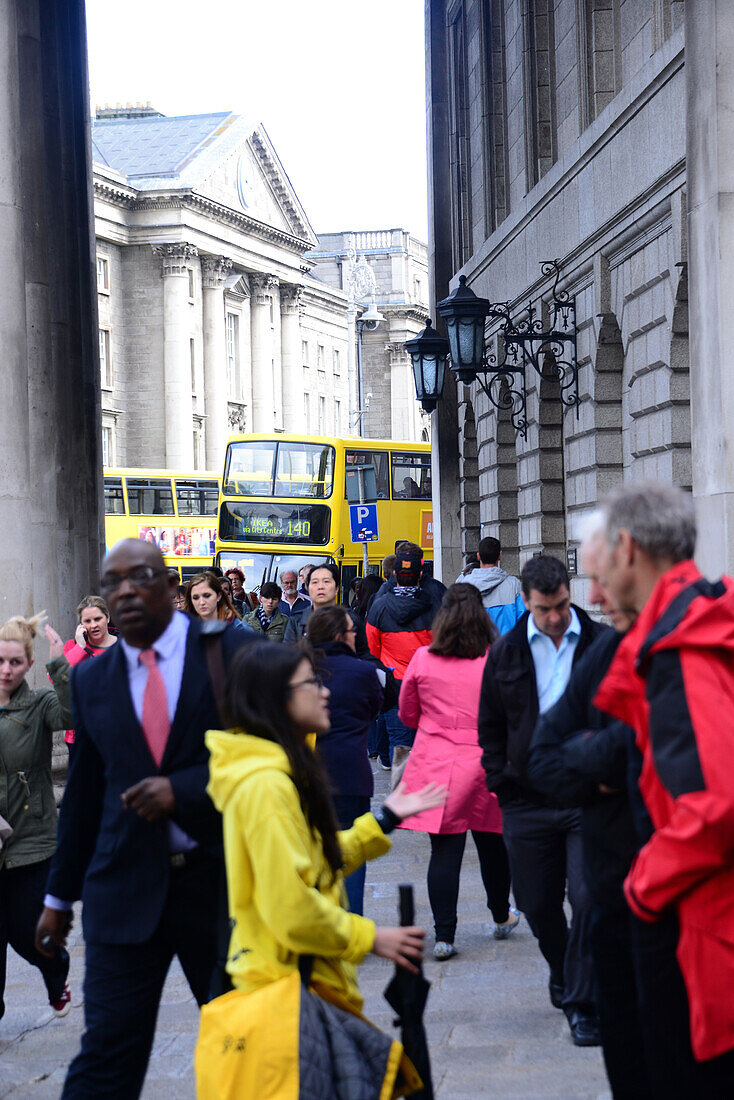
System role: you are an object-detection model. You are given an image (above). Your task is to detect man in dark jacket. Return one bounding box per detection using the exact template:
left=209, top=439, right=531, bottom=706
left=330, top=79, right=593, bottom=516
left=36, top=539, right=252, bottom=1099
left=478, top=554, right=608, bottom=1046
left=366, top=544, right=439, bottom=782
left=526, top=525, right=650, bottom=1096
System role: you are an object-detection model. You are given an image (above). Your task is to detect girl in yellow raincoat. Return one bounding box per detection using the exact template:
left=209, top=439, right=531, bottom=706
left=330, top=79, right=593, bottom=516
left=199, top=641, right=446, bottom=1099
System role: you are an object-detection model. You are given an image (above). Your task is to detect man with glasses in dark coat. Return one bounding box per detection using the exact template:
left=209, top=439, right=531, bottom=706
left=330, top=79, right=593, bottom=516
left=36, top=539, right=252, bottom=1099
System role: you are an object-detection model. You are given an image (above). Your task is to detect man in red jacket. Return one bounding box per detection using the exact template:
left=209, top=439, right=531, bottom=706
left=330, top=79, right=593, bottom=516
left=594, top=480, right=734, bottom=1092
left=366, top=544, right=439, bottom=784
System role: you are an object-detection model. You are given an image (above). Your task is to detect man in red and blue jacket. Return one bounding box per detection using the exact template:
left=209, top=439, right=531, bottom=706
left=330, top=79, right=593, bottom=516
left=594, top=480, right=734, bottom=1092
left=366, top=544, right=440, bottom=778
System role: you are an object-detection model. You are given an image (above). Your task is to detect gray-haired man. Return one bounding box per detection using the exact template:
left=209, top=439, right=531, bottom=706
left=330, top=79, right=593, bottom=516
left=595, top=480, right=734, bottom=1093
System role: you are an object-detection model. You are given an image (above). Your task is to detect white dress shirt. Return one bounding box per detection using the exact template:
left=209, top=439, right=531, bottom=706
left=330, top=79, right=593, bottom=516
left=527, top=606, right=581, bottom=714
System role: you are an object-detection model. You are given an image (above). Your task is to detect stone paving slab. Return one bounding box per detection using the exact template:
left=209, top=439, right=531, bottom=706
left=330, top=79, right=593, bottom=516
left=0, top=765, right=610, bottom=1098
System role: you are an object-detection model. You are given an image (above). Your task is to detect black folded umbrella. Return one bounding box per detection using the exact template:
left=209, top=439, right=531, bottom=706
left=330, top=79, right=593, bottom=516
left=384, top=884, right=434, bottom=1099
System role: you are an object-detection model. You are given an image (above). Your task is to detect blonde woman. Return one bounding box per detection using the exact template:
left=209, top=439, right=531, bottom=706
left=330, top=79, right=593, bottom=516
left=0, top=613, right=73, bottom=1019
left=62, top=596, right=117, bottom=758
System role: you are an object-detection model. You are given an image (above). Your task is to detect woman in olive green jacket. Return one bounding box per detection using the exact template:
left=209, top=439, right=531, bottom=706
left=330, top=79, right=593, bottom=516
left=0, top=613, right=73, bottom=1021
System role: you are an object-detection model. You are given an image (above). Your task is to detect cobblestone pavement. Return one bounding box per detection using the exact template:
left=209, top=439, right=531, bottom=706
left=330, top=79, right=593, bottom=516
left=0, top=765, right=610, bottom=1098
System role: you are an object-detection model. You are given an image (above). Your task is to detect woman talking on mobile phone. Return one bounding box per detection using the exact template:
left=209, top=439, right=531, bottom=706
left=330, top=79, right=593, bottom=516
left=61, top=596, right=117, bottom=760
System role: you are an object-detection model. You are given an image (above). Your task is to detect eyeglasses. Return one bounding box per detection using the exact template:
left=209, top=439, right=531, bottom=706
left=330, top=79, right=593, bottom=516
left=288, top=675, right=324, bottom=691
left=100, top=566, right=167, bottom=594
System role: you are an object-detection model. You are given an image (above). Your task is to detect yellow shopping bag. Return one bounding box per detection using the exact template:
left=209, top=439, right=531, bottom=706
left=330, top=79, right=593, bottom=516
left=195, top=971, right=301, bottom=1100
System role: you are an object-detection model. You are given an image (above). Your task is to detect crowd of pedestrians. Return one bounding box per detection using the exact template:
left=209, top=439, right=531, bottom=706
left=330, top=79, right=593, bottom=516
left=0, top=478, right=733, bottom=1097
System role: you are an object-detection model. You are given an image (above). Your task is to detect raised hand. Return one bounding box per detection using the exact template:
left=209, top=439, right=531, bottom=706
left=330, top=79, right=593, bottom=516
left=383, top=780, right=448, bottom=822
left=44, top=624, right=64, bottom=661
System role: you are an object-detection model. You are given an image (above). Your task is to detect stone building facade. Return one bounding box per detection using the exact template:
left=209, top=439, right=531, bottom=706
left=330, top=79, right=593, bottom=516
left=424, top=1, right=734, bottom=589
left=92, top=106, right=351, bottom=473
left=307, top=230, right=431, bottom=441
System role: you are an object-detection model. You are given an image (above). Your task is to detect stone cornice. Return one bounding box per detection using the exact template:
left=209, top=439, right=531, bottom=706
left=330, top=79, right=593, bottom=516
left=93, top=177, right=313, bottom=256
left=382, top=306, right=429, bottom=323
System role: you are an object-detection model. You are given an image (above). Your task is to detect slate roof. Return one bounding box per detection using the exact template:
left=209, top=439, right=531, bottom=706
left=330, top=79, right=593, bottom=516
left=91, top=112, right=234, bottom=180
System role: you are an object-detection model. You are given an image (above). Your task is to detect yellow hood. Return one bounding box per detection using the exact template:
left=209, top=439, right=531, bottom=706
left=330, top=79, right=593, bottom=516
left=206, top=728, right=291, bottom=813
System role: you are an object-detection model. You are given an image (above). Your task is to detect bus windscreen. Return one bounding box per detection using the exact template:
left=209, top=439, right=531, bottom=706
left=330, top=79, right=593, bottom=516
left=218, top=502, right=331, bottom=544
left=224, top=440, right=334, bottom=498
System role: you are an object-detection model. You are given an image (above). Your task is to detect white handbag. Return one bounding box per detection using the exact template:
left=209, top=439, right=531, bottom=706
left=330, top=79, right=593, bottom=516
left=0, top=814, right=13, bottom=848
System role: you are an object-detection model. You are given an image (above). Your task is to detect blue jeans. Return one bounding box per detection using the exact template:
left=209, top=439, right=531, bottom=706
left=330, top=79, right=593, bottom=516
left=367, top=715, right=390, bottom=764
left=383, top=705, right=416, bottom=754
left=332, top=795, right=371, bottom=916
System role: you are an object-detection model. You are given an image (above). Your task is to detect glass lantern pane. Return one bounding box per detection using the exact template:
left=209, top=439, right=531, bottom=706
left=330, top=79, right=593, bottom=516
left=458, top=320, right=480, bottom=366
left=421, top=355, right=438, bottom=391
left=445, top=319, right=460, bottom=366
left=473, top=322, right=485, bottom=364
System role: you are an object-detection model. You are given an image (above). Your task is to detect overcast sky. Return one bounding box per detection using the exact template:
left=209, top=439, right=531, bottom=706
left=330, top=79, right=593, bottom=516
left=85, top=0, right=429, bottom=240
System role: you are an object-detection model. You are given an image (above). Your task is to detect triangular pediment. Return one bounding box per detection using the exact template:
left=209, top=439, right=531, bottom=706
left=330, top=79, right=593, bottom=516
left=194, top=123, right=317, bottom=247
left=91, top=111, right=317, bottom=248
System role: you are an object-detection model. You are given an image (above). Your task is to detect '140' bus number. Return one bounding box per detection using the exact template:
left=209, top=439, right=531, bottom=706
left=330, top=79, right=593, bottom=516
left=287, top=520, right=311, bottom=537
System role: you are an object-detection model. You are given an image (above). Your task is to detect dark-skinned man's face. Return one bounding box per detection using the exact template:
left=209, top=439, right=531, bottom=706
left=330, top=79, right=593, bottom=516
left=101, top=539, right=177, bottom=648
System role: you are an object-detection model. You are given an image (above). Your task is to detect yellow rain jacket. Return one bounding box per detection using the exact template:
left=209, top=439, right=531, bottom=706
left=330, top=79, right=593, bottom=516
left=206, top=729, right=392, bottom=1012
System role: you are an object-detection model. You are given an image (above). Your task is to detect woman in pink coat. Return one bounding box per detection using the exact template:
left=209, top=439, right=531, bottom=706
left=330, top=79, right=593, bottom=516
left=398, top=584, right=519, bottom=959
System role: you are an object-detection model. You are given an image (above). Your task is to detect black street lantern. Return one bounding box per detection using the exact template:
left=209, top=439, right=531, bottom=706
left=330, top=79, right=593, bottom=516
left=405, top=260, right=579, bottom=439
left=436, top=275, right=492, bottom=383
left=404, top=318, right=450, bottom=413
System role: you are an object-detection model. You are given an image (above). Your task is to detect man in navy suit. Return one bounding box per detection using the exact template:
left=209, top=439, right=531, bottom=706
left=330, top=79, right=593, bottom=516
left=36, top=539, right=251, bottom=1098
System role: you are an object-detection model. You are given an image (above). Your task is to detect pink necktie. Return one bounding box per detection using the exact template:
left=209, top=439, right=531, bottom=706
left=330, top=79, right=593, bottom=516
left=139, top=649, right=170, bottom=767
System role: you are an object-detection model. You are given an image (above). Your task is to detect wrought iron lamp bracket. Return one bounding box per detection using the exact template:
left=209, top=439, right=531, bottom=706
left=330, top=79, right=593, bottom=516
left=468, top=260, right=579, bottom=439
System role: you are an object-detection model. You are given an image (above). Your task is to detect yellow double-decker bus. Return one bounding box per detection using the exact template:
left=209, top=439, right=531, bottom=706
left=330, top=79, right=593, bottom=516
left=215, top=434, right=433, bottom=598
left=104, top=468, right=219, bottom=581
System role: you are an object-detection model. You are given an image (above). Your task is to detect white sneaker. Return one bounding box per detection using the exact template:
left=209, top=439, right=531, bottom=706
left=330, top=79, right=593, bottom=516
left=493, top=908, right=521, bottom=940
left=433, top=941, right=457, bottom=960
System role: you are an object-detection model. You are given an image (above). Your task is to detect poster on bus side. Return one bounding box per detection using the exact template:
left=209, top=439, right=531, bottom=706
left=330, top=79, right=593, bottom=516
left=137, top=526, right=216, bottom=557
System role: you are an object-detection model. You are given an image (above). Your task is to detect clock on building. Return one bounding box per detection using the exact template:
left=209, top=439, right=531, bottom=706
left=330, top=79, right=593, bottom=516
left=237, top=155, right=257, bottom=211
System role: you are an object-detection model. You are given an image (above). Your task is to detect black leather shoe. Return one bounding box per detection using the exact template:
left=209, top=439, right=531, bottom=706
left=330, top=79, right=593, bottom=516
left=548, top=979, right=565, bottom=1009
left=567, top=1010, right=601, bottom=1047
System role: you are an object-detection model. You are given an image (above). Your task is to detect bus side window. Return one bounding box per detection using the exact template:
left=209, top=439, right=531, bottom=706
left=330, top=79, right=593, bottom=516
left=344, top=450, right=389, bottom=499
left=176, top=479, right=218, bottom=517
left=391, top=453, right=431, bottom=500
left=104, top=478, right=125, bottom=515
left=126, top=478, right=175, bottom=516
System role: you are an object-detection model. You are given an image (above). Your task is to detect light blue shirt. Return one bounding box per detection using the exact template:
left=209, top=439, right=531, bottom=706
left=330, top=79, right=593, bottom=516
left=527, top=606, right=581, bottom=714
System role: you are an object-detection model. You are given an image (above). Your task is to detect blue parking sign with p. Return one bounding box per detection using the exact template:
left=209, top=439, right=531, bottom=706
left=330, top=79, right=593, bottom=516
left=349, top=503, right=379, bottom=543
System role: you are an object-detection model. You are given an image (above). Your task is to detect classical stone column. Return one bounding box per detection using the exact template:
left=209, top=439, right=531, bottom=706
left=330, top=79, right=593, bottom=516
left=0, top=0, right=102, bottom=645
left=687, top=1, right=734, bottom=576
left=250, top=274, right=278, bottom=431
left=280, top=286, right=303, bottom=431
left=153, top=244, right=197, bottom=469
left=201, top=255, right=232, bottom=471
